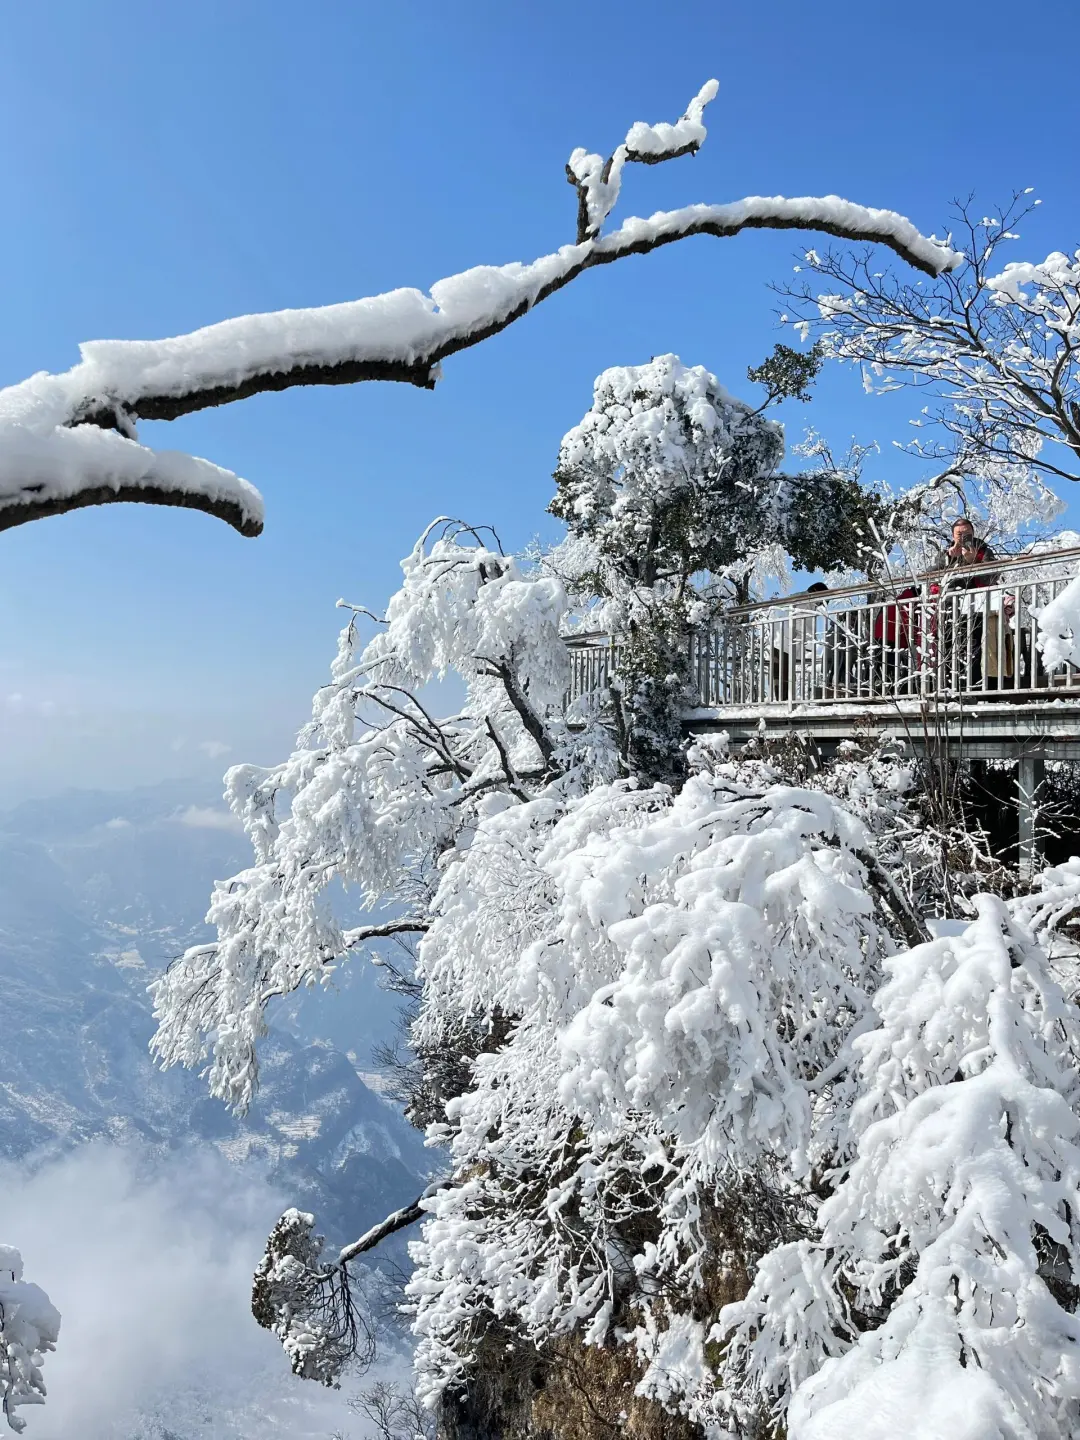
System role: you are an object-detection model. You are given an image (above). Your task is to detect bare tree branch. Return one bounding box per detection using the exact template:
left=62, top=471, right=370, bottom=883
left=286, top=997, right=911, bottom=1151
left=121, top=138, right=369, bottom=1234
left=476, top=655, right=557, bottom=771
left=775, top=195, right=1080, bottom=512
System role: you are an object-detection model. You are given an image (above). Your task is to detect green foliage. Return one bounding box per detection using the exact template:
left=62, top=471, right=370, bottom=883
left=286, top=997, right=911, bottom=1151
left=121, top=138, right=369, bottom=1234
left=775, top=469, right=893, bottom=574
left=747, top=340, right=824, bottom=405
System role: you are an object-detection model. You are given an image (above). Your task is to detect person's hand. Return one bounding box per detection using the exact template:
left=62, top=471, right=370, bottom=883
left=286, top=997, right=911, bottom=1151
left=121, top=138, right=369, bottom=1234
left=1003, top=593, right=1016, bottom=618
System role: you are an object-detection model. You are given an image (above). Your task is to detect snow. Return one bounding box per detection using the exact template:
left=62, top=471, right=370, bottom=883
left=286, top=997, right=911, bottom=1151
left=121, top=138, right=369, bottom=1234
left=986, top=248, right=1080, bottom=310
left=607, top=195, right=960, bottom=274
left=1038, top=571, right=1080, bottom=668
left=794, top=1302, right=1028, bottom=1440
left=569, top=80, right=720, bottom=239
left=624, top=79, right=718, bottom=157
left=0, top=408, right=262, bottom=535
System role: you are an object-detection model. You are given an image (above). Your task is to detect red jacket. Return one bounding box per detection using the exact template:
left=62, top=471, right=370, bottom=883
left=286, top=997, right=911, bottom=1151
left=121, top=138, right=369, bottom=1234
left=874, top=586, right=919, bottom=646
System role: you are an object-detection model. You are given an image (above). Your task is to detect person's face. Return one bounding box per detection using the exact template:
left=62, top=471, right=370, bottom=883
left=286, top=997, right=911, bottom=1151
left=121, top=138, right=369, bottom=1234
left=953, top=523, right=975, bottom=550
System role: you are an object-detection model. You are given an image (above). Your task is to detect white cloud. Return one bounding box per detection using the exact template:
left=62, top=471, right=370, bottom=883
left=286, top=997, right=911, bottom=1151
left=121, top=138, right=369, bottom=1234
left=198, top=740, right=231, bottom=759
left=174, top=805, right=242, bottom=832
left=0, top=1144, right=364, bottom=1438
left=5, top=693, right=61, bottom=717
left=103, top=817, right=132, bottom=830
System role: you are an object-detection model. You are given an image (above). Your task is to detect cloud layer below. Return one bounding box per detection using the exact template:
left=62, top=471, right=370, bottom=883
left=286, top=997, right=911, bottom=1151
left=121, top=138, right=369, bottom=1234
left=0, top=1144, right=375, bottom=1438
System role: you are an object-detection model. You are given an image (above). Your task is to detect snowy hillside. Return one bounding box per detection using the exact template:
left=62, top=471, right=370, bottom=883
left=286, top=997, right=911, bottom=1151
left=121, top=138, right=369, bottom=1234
left=0, top=779, right=429, bottom=1249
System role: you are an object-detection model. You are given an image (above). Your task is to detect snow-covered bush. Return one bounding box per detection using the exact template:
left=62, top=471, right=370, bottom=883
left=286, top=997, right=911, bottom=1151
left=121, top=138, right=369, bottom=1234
left=0, top=1248, right=60, bottom=1433
left=719, top=898, right=1080, bottom=1439
left=407, top=764, right=897, bottom=1424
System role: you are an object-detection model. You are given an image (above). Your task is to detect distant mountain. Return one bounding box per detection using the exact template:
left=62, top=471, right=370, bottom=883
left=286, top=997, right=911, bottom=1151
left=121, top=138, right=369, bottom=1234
left=0, top=779, right=431, bottom=1250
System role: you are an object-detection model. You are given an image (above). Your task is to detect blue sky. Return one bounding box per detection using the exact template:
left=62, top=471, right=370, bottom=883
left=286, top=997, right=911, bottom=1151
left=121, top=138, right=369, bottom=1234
left=1, top=0, right=1077, bottom=802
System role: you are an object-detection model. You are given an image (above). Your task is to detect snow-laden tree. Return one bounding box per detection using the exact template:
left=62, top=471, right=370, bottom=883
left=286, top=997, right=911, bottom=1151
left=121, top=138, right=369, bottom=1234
left=148, top=502, right=952, bottom=1438
left=406, top=758, right=898, bottom=1430
left=0, top=1248, right=60, bottom=1434
left=0, top=78, right=957, bottom=539
left=149, top=518, right=589, bottom=1117
left=145, top=469, right=1080, bottom=1437
left=777, top=196, right=1078, bottom=552
left=549, top=350, right=885, bottom=594
left=719, top=898, right=1080, bottom=1440
left=547, top=353, right=891, bottom=783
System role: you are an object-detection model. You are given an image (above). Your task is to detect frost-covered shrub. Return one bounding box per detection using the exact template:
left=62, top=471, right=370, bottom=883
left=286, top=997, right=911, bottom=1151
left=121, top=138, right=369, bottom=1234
left=719, top=899, right=1080, bottom=1439
left=0, top=1247, right=60, bottom=1433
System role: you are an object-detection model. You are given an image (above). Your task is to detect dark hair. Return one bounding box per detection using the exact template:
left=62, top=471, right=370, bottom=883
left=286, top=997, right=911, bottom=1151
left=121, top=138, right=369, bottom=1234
left=806, top=582, right=829, bottom=593
left=952, top=517, right=975, bottom=532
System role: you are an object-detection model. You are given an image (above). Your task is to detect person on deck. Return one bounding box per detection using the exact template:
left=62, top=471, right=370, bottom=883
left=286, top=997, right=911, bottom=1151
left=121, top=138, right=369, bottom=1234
left=932, top=518, right=1015, bottom=689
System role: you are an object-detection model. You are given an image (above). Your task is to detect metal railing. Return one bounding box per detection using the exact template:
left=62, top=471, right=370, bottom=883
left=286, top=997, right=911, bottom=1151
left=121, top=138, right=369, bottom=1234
left=566, top=548, right=1080, bottom=710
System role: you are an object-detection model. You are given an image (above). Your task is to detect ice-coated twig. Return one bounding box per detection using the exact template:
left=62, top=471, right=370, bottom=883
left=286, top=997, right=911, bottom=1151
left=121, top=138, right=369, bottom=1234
left=0, top=80, right=959, bottom=540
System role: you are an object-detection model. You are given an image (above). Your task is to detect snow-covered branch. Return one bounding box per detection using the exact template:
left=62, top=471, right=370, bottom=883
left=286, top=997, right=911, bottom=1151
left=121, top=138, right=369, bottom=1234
left=337, top=1183, right=441, bottom=1266
left=251, top=1187, right=442, bottom=1389
left=0, top=81, right=957, bottom=538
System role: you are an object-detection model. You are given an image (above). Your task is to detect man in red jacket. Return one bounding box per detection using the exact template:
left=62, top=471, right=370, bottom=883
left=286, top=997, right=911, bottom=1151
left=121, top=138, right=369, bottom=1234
left=935, top=517, right=1014, bottom=687
left=944, top=517, right=994, bottom=575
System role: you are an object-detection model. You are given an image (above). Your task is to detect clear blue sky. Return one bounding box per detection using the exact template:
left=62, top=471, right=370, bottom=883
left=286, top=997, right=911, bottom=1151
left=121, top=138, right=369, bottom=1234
left=1, top=0, right=1077, bottom=803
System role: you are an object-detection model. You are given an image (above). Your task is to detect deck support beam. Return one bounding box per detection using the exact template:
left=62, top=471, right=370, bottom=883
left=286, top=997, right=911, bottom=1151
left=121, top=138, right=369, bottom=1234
left=1017, top=755, right=1046, bottom=881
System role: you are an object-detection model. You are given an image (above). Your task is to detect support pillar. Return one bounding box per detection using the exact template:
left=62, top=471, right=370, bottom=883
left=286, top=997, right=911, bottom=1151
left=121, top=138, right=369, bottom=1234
left=1018, top=755, right=1046, bottom=880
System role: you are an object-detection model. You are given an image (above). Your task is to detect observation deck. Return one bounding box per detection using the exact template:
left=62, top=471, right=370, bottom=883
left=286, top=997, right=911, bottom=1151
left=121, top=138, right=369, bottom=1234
left=566, top=547, right=1080, bottom=872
